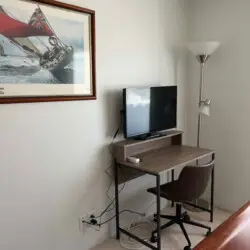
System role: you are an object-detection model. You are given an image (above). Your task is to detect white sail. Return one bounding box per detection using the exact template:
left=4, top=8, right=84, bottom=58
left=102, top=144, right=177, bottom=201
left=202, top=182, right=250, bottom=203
left=12, top=37, right=40, bottom=54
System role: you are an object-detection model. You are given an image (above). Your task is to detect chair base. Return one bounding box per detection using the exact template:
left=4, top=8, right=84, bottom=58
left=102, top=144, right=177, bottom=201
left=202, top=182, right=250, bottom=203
left=151, top=203, right=211, bottom=250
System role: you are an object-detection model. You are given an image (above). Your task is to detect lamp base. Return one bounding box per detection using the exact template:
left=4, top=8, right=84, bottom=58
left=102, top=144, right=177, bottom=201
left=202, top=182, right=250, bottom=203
left=183, top=199, right=210, bottom=213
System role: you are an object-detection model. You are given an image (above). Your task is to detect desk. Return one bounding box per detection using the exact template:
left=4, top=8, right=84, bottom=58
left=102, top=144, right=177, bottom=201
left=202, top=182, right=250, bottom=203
left=194, top=202, right=250, bottom=250
left=114, top=131, right=215, bottom=250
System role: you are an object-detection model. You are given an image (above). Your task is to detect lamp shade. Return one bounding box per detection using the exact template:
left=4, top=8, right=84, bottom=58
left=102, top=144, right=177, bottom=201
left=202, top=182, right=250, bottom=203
left=187, top=41, right=220, bottom=56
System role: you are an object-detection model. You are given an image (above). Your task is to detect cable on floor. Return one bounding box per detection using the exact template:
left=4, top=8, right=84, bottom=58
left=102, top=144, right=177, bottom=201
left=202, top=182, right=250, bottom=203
left=120, top=217, right=154, bottom=250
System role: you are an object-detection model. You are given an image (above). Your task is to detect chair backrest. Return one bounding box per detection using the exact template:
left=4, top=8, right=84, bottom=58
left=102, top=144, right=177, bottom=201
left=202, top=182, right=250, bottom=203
left=177, top=160, right=214, bottom=202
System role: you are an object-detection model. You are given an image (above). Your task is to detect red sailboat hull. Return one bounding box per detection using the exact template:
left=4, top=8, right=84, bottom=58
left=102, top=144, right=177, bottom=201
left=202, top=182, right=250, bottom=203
left=0, top=12, right=53, bottom=38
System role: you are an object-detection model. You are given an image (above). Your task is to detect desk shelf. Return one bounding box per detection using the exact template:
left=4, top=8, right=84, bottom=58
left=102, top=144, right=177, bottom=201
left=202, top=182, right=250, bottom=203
left=114, top=130, right=183, bottom=162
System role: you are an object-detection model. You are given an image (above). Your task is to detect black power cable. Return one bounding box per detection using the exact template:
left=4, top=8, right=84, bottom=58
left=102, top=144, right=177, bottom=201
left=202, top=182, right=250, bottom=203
left=98, top=209, right=145, bottom=226
left=82, top=110, right=145, bottom=229
left=86, top=111, right=125, bottom=225
left=82, top=209, right=145, bottom=228
left=94, top=182, right=126, bottom=219
left=94, top=133, right=123, bottom=221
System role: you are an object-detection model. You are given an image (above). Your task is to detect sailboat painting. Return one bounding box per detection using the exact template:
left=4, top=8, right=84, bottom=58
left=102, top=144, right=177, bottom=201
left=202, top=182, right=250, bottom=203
left=0, top=0, right=96, bottom=103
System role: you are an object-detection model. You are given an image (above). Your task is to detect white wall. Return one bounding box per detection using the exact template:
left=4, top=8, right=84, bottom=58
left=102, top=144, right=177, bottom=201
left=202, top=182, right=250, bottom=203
left=0, top=1, right=187, bottom=250
left=187, top=0, right=250, bottom=212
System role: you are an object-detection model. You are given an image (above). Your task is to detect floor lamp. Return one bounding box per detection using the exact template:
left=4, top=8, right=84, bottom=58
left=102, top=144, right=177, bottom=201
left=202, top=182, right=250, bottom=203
left=187, top=41, right=220, bottom=211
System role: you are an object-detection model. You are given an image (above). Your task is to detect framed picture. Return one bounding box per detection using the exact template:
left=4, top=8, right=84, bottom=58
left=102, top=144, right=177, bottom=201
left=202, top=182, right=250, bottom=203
left=0, top=0, right=96, bottom=103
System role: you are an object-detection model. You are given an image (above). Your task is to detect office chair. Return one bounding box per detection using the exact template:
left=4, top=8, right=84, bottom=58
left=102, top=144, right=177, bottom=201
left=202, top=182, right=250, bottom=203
left=147, top=160, right=214, bottom=250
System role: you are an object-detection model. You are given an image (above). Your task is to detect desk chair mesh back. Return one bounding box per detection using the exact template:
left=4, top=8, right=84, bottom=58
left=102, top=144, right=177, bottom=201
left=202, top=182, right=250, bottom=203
left=147, top=161, right=214, bottom=250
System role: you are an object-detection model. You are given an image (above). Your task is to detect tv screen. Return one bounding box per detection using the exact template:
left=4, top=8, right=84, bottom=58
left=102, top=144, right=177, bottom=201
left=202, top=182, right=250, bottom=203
left=123, top=86, right=177, bottom=139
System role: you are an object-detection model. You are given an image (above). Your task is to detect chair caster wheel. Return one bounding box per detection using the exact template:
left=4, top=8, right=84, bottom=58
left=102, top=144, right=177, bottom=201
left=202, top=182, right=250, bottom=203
left=153, top=214, right=159, bottom=223
left=184, top=246, right=191, bottom=250
left=206, top=230, right=212, bottom=236
left=150, top=235, right=158, bottom=243
left=183, top=214, right=191, bottom=221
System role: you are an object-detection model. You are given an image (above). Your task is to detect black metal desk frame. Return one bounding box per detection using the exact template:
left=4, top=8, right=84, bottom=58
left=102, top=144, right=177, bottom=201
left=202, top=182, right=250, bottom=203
left=114, top=153, right=215, bottom=250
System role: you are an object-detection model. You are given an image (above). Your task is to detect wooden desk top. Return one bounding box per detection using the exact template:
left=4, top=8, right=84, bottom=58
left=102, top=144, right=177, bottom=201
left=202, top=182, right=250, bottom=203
left=194, top=202, right=250, bottom=250
left=117, top=145, right=214, bottom=175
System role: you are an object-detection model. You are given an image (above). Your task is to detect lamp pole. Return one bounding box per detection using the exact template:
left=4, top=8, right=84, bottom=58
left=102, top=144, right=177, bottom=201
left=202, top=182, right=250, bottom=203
left=189, top=54, right=211, bottom=211
left=186, top=42, right=220, bottom=212
left=196, top=55, right=210, bottom=148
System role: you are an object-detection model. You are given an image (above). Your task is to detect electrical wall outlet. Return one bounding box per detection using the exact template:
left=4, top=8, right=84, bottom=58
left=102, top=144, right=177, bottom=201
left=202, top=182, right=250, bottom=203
left=83, top=212, right=94, bottom=223
left=79, top=210, right=99, bottom=232
left=79, top=207, right=113, bottom=232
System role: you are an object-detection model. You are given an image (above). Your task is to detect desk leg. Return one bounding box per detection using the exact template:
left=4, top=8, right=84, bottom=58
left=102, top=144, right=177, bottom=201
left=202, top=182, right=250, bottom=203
left=115, top=163, right=120, bottom=239
left=171, top=169, right=174, bottom=208
left=210, top=154, right=215, bottom=222
left=156, top=174, right=161, bottom=250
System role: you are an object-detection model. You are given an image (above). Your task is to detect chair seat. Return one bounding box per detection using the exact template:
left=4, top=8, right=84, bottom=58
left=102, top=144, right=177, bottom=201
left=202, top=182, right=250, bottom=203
left=147, top=181, right=188, bottom=202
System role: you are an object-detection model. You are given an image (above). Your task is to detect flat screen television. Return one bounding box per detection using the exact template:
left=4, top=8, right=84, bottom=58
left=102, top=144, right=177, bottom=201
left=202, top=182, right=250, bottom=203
left=123, top=86, right=177, bottom=139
